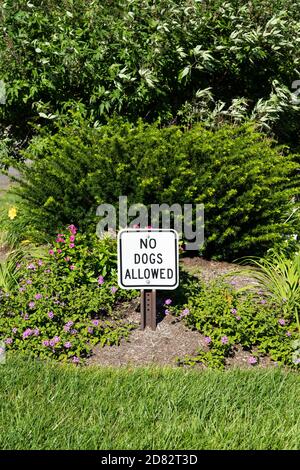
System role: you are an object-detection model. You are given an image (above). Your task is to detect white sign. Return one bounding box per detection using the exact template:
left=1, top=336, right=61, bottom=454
left=118, top=229, right=179, bottom=290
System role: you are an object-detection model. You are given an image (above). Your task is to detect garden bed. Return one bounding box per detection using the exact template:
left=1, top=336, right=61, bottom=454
left=87, top=257, right=276, bottom=369
left=89, top=310, right=276, bottom=369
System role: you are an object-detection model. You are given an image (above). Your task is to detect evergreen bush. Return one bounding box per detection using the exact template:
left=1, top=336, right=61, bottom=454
left=11, top=120, right=299, bottom=260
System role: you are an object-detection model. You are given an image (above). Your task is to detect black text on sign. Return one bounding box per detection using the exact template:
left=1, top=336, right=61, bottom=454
left=118, top=229, right=179, bottom=289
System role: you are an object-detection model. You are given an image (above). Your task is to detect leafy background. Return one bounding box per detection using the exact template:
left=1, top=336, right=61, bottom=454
left=1, top=0, right=300, bottom=158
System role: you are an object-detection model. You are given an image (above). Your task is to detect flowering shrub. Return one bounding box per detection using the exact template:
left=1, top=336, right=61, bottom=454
left=167, top=279, right=299, bottom=369
left=0, top=226, right=137, bottom=363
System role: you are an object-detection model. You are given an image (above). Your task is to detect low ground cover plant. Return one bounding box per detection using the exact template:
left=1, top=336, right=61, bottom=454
left=167, top=277, right=299, bottom=369
left=0, top=226, right=137, bottom=363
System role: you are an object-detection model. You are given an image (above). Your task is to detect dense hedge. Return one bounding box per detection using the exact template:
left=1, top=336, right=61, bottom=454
left=1, top=0, right=300, bottom=149
left=12, top=120, right=299, bottom=259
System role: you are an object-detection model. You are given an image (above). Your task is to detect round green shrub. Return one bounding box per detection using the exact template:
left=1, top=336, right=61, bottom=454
left=12, top=120, right=299, bottom=260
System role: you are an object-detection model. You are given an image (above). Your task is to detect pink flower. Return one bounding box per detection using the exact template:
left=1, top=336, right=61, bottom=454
left=12, top=327, right=18, bottom=334
left=64, top=256, right=70, bottom=262
left=181, top=308, right=190, bottom=316
left=26, top=279, right=32, bottom=285
left=49, top=339, right=55, bottom=347
left=248, top=356, right=257, bottom=365
left=47, top=311, right=54, bottom=319
left=87, top=327, right=94, bottom=334
left=34, top=293, right=42, bottom=300
left=111, top=286, right=118, bottom=294
left=64, top=341, right=72, bottom=349
left=164, top=299, right=172, bottom=305
left=33, top=329, right=40, bottom=336
left=69, top=235, right=75, bottom=242
left=22, top=328, right=32, bottom=339
left=231, top=308, right=237, bottom=315
left=49, top=249, right=55, bottom=256
left=98, top=275, right=104, bottom=285
left=278, top=318, right=286, bottom=326
left=164, top=309, right=170, bottom=315
left=57, top=249, right=62, bottom=254
left=69, top=243, right=75, bottom=249
left=4, top=338, right=13, bottom=345
left=42, top=340, right=49, bottom=347
left=68, top=225, right=77, bottom=235
left=56, top=237, right=65, bottom=243
left=92, top=320, right=99, bottom=326
left=286, top=331, right=291, bottom=337
left=63, top=320, right=73, bottom=332
left=204, top=336, right=212, bottom=345
left=27, top=263, right=35, bottom=270
left=53, top=336, right=60, bottom=344
left=221, top=336, right=228, bottom=345
left=236, top=316, right=241, bottom=321
left=70, top=265, right=75, bottom=271
left=38, top=260, right=43, bottom=267
left=28, top=301, right=35, bottom=309
left=72, top=356, right=80, bottom=363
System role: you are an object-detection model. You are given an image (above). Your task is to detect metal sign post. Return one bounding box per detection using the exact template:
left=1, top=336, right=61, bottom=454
left=118, top=229, right=179, bottom=331
left=141, top=289, right=157, bottom=330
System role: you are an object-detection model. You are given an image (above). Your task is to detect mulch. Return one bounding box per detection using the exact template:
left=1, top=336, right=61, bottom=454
left=89, top=311, right=207, bottom=367
left=88, top=257, right=273, bottom=369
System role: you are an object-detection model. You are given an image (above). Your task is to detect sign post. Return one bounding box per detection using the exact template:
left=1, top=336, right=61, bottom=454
left=118, top=229, right=179, bottom=330
left=140, top=290, right=156, bottom=330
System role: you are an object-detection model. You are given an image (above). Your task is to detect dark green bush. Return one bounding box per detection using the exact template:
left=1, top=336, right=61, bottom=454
left=11, top=120, right=300, bottom=260
left=1, top=0, right=300, bottom=149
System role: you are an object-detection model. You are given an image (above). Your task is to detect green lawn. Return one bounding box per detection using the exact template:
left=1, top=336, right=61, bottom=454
left=0, top=357, right=299, bottom=450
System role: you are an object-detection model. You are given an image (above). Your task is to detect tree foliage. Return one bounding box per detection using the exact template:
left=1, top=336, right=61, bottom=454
left=1, top=0, right=300, bottom=149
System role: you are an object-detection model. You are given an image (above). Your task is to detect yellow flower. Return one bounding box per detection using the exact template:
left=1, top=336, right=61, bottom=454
left=8, top=207, right=17, bottom=220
